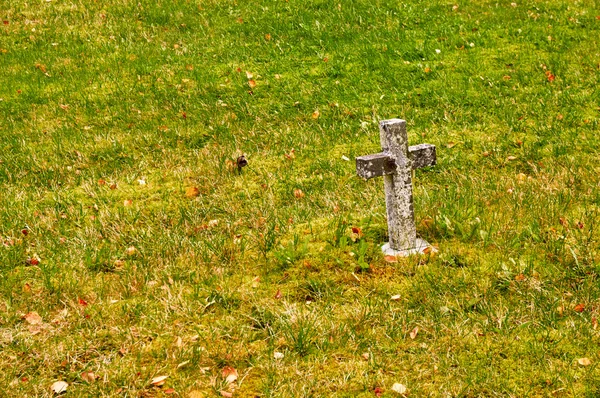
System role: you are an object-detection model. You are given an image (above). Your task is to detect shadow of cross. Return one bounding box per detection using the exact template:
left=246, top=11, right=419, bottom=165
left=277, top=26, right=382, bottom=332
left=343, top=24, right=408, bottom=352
left=356, top=119, right=436, bottom=256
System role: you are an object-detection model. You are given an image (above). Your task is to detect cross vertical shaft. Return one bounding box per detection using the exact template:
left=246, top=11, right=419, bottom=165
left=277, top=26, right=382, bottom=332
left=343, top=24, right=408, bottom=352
left=379, top=119, right=416, bottom=251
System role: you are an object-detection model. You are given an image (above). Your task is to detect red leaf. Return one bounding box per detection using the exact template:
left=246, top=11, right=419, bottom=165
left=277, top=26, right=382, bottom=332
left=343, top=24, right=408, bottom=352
left=374, top=387, right=384, bottom=397
left=78, top=297, right=88, bottom=307
left=574, top=303, right=585, bottom=313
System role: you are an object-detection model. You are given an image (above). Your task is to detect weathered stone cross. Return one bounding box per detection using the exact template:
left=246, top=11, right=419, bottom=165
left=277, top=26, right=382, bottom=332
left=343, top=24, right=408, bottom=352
left=356, top=119, right=436, bottom=256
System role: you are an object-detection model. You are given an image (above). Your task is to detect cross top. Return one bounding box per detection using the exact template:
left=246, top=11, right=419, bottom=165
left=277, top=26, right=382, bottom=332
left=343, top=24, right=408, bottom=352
left=356, top=119, right=436, bottom=256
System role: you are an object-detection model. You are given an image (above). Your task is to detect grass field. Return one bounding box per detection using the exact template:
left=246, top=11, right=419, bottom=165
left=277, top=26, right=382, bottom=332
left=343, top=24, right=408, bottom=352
left=1, top=0, right=600, bottom=396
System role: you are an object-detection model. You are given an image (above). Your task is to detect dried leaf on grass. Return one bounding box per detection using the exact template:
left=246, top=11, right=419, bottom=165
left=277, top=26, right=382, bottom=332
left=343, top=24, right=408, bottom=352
left=24, top=312, right=42, bottom=325
left=51, top=381, right=68, bottom=394
left=222, top=366, right=238, bottom=384
left=151, top=375, right=168, bottom=386
left=391, top=382, right=407, bottom=394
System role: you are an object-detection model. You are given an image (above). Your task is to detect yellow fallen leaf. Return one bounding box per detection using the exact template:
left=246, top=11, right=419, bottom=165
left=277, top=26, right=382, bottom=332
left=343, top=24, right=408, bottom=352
left=312, top=109, right=320, bottom=119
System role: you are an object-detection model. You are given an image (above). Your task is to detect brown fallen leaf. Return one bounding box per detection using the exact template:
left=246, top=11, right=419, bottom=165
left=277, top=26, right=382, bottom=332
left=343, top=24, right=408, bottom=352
left=274, top=289, right=282, bottom=299
left=293, top=189, right=305, bottom=198
left=164, top=388, right=176, bottom=394
left=24, top=312, right=42, bottom=325
left=81, top=371, right=96, bottom=383
left=384, top=255, right=398, bottom=263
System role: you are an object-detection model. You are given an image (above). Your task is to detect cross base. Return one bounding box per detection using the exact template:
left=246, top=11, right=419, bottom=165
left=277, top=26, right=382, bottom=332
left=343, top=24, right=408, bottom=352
left=382, top=238, right=437, bottom=257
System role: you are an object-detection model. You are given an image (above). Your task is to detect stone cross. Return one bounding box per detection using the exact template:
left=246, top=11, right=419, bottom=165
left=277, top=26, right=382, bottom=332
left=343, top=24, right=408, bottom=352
left=356, top=119, right=436, bottom=256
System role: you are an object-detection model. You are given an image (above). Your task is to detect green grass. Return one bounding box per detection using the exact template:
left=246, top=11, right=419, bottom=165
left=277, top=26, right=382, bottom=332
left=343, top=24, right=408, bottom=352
left=1, top=0, right=600, bottom=396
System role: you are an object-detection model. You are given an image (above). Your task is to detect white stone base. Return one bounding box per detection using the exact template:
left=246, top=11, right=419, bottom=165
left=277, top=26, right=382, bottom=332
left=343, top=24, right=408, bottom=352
left=382, top=238, right=437, bottom=257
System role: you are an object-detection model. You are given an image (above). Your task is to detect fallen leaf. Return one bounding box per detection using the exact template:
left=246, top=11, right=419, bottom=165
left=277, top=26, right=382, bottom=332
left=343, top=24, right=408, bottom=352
left=374, top=387, right=384, bottom=397
left=545, top=70, right=555, bottom=82
left=265, top=33, right=271, bottom=40
left=390, top=295, right=401, bottom=301
left=351, top=227, right=363, bottom=237
left=123, top=199, right=133, bottom=207
left=293, top=189, right=305, bottom=198
left=516, top=173, right=527, bottom=182
left=81, top=371, right=96, bottom=382
left=78, top=297, right=88, bottom=307
left=361, top=352, right=369, bottom=360
left=186, top=186, right=200, bottom=198
left=578, top=357, right=592, bottom=366
left=126, top=246, right=136, bottom=256
left=506, top=156, right=517, bottom=161
left=391, top=383, right=407, bottom=394
left=274, top=351, right=284, bottom=359
left=515, top=273, right=525, bottom=281
left=424, top=67, right=431, bottom=73
left=446, top=142, right=456, bottom=148
left=384, top=255, right=398, bottom=263
left=151, top=375, right=168, bottom=386
left=248, top=79, right=256, bottom=88
left=245, top=71, right=253, bottom=79
left=312, top=109, right=320, bottom=119
left=24, top=312, right=42, bottom=325
left=222, top=366, right=238, bottom=384
left=221, top=391, right=233, bottom=398
left=27, top=257, right=40, bottom=266
left=593, top=316, right=598, bottom=330
left=274, top=289, right=282, bottom=299
left=409, top=327, right=419, bottom=339
left=188, top=390, right=204, bottom=398
left=574, top=303, right=585, bottom=313
left=164, top=388, right=176, bottom=394
left=51, top=381, right=68, bottom=394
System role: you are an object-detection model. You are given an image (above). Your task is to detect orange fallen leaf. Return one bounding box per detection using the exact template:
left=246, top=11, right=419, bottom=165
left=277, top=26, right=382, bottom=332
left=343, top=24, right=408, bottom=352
left=574, top=303, right=585, bottom=313
left=248, top=79, right=256, bottom=88
left=265, top=33, right=271, bottom=40
left=164, top=388, right=176, bottom=394
left=78, top=297, right=88, bottom=307
left=293, top=189, right=305, bottom=198
left=384, top=255, right=398, bottom=263
left=515, top=273, right=526, bottom=281
left=312, top=109, right=320, bottom=119
left=185, top=186, right=200, bottom=198
left=24, top=312, right=42, bottom=325
left=81, top=371, right=96, bottom=383
left=123, top=199, right=133, bottom=207
left=409, top=326, right=419, bottom=339
left=222, top=366, right=238, bottom=384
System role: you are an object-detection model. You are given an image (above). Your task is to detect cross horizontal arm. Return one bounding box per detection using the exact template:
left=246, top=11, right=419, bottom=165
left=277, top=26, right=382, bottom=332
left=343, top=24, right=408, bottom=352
left=408, top=144, right=436, bottom=169
left=356, top=153, right=396, bottom=180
